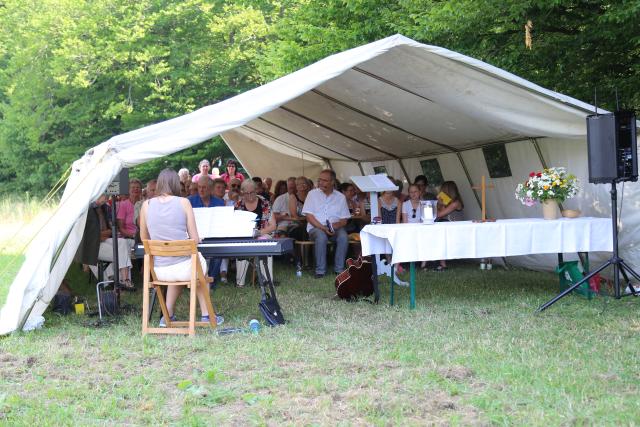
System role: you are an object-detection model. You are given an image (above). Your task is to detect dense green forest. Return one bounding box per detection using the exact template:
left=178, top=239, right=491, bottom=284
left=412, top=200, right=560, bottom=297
left=1, top=0, right=638, bottom=195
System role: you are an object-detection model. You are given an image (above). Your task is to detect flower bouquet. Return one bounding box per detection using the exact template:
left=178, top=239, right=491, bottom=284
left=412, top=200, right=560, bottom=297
left=515, top=167, right=579, bottom=206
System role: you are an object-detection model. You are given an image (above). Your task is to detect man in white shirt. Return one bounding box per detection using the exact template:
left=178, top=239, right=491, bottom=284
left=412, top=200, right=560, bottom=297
left=302, top=169, right=351, bottom=278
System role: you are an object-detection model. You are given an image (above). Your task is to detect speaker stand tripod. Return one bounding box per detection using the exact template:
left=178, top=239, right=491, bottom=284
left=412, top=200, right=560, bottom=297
left=538, top=181, right=640, bottom=312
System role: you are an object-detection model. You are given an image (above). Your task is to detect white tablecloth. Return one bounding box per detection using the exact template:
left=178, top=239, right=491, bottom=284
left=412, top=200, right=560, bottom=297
left=360, top=218, right=613, bottom=265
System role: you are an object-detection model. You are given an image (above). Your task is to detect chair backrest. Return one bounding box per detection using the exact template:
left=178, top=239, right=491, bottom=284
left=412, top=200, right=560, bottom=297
left=143, top=239, right=197, bottom=257
left=142, top=240, right=198, bottom=283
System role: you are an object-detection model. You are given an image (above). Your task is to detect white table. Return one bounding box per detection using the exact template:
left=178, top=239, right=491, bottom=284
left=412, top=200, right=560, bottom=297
left=360, top=218, right=613, bottom=308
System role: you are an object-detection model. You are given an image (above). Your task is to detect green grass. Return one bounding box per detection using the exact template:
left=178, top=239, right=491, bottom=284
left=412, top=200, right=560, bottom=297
left=1, top=260, right=639, bottom=425
left=0, top=254, right=23, bottom=308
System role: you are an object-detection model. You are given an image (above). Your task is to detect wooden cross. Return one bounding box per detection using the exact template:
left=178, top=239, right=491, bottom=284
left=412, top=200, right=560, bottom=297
left=471, top=175, right=496, bottom=222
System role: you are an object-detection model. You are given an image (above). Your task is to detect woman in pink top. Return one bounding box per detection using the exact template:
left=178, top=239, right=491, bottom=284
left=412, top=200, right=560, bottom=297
left=116, top=178, right=142, bottom=288
left=220, top=159, right=244, bottom=185
left=191, top=159, right=212, bottom=183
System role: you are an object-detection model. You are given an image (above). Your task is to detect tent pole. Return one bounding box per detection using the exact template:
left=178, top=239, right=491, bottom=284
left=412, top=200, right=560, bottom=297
left=397, top=159, right=411, bottom=184
left=327, top=159, right=334, bottom=173
left=357, top=162, right=365, bottom=175
left=531, top=138, right=549, bottom=169
left=456, top=152, right=482, bottom=211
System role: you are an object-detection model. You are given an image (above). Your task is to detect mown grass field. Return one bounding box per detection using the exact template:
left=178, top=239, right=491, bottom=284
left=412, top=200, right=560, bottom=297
left=1, top=257, right=639, bottom=426
left=1, top=198, right=639, bottom=425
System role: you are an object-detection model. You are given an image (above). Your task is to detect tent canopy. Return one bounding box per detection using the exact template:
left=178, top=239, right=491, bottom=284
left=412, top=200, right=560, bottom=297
left=2, top=34, right=637, bottom=335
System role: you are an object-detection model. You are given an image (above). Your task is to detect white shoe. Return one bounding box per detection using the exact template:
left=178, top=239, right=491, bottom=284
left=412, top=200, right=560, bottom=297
left=158, top=315, right=176, bottom=327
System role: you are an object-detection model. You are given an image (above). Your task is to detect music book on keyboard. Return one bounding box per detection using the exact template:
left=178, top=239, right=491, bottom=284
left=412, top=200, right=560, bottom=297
left=193, top=206, right=257, bottom=238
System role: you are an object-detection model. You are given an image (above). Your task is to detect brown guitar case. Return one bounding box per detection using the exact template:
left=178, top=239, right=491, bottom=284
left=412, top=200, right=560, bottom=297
left=334, top=255, right=378, bottom=302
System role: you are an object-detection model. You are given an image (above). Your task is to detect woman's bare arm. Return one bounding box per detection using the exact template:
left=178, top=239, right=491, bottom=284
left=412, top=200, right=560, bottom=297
left=437, top=200, right=462, bottom=219
left=139, top=201, right=150, bottom=240
left=181, top=198, right=201, bottom=242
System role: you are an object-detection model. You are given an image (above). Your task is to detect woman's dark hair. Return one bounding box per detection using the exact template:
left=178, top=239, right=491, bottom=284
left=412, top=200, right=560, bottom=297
left=273, top=180, right=287, bottom=198
left=338, top=182, right=353, bottom=193
left=156, top=169, right=182, bottom=196
left=414, top=175, right=428, bottom=186
left=440, top=181, right=463, bottom=209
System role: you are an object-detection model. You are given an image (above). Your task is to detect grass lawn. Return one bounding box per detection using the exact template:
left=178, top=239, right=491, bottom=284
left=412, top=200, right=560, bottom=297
left=1, top=260, right=639, bottom=425
left=0, top=254, right=23, bottom=308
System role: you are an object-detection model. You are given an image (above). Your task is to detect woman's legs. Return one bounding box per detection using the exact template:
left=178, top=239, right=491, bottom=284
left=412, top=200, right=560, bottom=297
left=156, top=254, right=209, bottom=317
left=165, top=286, right=183, bottom=316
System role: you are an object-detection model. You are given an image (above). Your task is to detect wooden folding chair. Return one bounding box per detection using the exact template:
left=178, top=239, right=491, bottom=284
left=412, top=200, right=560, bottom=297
left=141, top=239, right=217, bottom=336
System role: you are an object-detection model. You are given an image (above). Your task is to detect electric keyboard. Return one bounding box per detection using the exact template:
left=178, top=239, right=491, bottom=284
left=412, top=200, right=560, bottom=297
left=133, top=237, right=294, bottom=258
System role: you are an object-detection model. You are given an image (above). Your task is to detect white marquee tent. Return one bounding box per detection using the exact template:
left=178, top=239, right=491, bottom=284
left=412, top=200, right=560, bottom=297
left=2, top=34, right=638, bottom=334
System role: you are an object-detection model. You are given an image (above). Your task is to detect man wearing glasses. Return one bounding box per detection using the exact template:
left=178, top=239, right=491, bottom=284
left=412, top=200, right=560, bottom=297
left=302, top=169, right=351, bottom=278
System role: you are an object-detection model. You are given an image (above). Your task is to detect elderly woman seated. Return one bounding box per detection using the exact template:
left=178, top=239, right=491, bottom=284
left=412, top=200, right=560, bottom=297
left=234, top=179, right=276, bottom=287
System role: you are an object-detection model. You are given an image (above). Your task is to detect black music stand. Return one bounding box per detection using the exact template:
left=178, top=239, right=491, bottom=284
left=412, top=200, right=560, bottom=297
left=538, top=181, right=640, bottom=311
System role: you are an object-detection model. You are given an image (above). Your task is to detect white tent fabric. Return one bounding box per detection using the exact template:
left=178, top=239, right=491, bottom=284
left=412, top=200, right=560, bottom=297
left=1, top=34, right=637, bottom=334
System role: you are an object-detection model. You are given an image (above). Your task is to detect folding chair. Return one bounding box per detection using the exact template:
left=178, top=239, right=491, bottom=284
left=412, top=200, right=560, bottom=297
left=141, top=239, right=217, bottom=336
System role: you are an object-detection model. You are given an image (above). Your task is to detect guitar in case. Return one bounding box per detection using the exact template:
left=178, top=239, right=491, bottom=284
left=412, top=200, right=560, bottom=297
left=335, top=255, right=379, bottom=302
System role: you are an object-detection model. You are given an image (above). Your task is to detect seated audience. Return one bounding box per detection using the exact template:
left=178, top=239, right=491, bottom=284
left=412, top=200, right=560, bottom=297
left=178, top=168, right=191, bottom=188
left=263, top=177, right=274, bottom=202
left=212, top=178, right=226, bottom=203
left=135, top=179, right=157, bottom=225
left=401, top=184, right=423, bottom=224
left=379, top=189, right=401, bottom=224
left=188, top=175, right=224, bottom=208
left=414, top=175, right=437, bottom=200
left=434, top=181, right=465, bottom=271
left=271, top=180, right=290, bottom=236
left=76, top=195, right=133, bottom=288
left=220, top=159, right=244, bottom=185
left=228, top=177, right=241, bottom=192
left=234, top=180, right=276, bottom=287
left=393, top=178, right=406, bottom=203
left=379, top=186, right=403, bottom=273
left=288, top=176, right=310, bottom=241
left=192, top=159, right=212, bottom=183
left=140, top=169, right=222, bottom=326
left=338, top=182, right=368, bottom=233
left=436, top=181, right=464, bottom=222
left=252, top=176, right=270, bottom=200
left=286, top=176, right=297, bottom=195
left=302, top=170, right=350, bottom=278
left=402, top=183, right=432, bottom=270
left=188, top=181, right=198, bottom=197
left=116, top=178, right=142, bottom=285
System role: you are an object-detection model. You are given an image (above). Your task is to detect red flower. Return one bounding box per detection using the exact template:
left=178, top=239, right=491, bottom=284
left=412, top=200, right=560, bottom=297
left=536, top=172, right=542, bottom=177
left=529, top=172, right=536, bottom=177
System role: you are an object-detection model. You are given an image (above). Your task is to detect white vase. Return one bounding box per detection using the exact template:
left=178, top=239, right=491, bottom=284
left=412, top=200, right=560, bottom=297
left=542, top=199, right=560, bottom=220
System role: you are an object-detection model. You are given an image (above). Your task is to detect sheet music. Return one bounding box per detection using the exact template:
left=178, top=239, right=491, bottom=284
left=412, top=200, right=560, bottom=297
left=193, top=206, right=257, bottom=238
